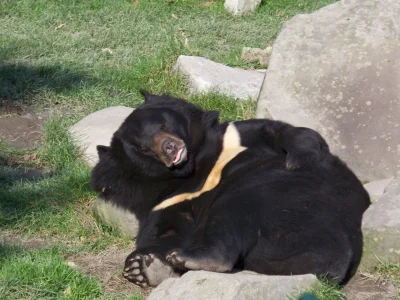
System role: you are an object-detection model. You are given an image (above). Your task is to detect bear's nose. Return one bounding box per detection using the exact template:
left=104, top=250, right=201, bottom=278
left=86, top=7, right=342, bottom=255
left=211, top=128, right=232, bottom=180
left=163, top=139, right=176, bottom=155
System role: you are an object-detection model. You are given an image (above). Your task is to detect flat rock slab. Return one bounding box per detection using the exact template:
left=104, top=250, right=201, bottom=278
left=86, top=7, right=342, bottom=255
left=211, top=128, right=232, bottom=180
left=224, top=0, right=262, bottom=15
left=173, top=55, right=265, bottom=101
left=147, top=270, right=318, bottom=300
left=92, top=198, right=139, bottom=239
left=362, top=174, right=400, bottom=267
left=256, top=0, right=400, bottom=181
left=69, top=106, right=134, bottom=167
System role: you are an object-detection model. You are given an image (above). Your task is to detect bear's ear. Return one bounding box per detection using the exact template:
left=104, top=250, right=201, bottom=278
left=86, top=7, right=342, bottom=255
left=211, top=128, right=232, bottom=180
left=202, top=110, right=220, bottom=127
left=140, top=89, right=153, bottom=102
left=96, top=145, right=110, bottom=159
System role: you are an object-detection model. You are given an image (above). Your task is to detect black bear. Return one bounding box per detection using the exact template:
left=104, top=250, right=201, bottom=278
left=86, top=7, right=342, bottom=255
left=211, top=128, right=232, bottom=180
left=90, top=90, right=370, bottom=288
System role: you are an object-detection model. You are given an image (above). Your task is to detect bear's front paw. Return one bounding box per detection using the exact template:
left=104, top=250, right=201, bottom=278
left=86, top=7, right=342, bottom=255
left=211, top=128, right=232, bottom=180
left=123, top=253, right=152, bottom=288
left=124, top=252, right=179, bottom=288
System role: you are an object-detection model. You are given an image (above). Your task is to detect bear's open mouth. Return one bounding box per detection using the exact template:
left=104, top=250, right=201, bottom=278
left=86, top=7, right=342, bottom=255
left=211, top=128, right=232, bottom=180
left=161, top=138, right=187, bottom=167
left=173, top=147, right=187, bottom=165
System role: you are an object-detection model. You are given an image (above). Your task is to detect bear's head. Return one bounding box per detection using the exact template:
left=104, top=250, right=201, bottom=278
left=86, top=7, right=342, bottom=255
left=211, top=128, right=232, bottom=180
left=106, top=90, right=220, bottom=179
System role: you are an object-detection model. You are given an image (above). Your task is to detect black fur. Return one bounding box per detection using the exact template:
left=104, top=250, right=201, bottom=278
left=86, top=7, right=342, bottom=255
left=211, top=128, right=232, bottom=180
left=90, top=91, right=370, bottom=287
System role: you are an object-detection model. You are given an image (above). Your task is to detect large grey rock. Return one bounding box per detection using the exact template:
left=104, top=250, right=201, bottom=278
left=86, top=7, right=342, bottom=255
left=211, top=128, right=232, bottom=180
left=224, top=0, right=262, bottom=15
left=362, top=174, right=400, bottom=267
left=147, top=270, right=318, bottom=300
left=92, top=198, right=139, bottom=239
left=256, top=0, right=400, bottom=182
left=69, top=106, right=134, bottom=167
left=173, top=55, right=265, bottom=101
left=70, top=106, right=138, bottom=238
left=363, top=177, right=394, bottom=202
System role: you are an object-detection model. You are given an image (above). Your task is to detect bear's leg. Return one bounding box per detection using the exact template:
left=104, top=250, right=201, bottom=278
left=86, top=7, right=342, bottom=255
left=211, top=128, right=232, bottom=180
left=165, top=224, right=241, bottom=273
left=124, top=250, right=180, bottom=287
left=235, top=119, right=330, bottom=169
left=165, top=202, right=253, bottom=273
left=274, top=126, right=330, bottom=170
left=166, top=247, right=235, bottom=272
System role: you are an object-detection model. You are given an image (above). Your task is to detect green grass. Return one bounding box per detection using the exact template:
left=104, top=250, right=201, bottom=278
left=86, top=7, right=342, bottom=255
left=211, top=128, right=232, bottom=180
left=0, top=127, right=131, bottom=253
left=0, top=244, right=102, bottom=300
left=0, top=0, right=337, bottom=112
left=0, top=244, right=142, bottom=300
left=304, top=280, right=347, bottom=300
left=0, top=0, right=339, bottom=298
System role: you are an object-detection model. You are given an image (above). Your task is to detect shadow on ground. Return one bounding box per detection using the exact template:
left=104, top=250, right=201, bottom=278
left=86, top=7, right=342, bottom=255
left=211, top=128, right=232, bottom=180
left=0, top=61, right=96, bottom=102
left=0, top=164, right=52, bottom=184
left=0, top=163, right=92, bottom=230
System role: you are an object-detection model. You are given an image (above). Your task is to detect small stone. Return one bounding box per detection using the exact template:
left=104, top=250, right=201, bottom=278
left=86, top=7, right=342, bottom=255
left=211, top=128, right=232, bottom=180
left=173, top=55, right=265, bottom=101
left=66, top=261, right=78, bottom=269
left=63, top=286, right=71, bottom=295
left=69, top=106, right=134, bottom=167
left=241, top=46, right=272, bottom=65
left=362, top=175, right=400, bottom=267
left=224, top=0, right=262, bottom=15
left=147, top=270, right=318, bottom=300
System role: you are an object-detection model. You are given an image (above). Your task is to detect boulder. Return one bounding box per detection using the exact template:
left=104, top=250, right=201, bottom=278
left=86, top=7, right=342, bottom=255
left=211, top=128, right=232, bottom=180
left=147, top=270, right=318, bottom=300
left=256, top=0, right=400, bottom=182
left=69, top=106, right=134, bottom=167
left=92, top=198, right=139, bottom=239
left=70, top=106, right=138, bottom=238
left=173, top=55, right=265, bottom=101
left=224, top=0, right=262, bottom=15
left=362, top=174, right=400, bottom=267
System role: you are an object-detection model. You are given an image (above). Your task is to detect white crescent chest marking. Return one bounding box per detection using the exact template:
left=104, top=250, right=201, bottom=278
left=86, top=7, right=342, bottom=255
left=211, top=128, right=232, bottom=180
left=152, top=122, right=247, bottom=211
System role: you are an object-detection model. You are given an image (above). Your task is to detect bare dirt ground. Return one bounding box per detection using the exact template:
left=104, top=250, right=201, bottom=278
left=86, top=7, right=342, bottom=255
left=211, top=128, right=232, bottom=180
left=65, top=246, right=152, bottom=297
left=0, top=99, right=44, bottom=149
left=344, top=271, right=398, bottom=300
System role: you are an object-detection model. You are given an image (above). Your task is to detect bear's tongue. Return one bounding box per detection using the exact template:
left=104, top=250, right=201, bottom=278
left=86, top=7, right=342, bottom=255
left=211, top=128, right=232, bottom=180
left=173, top=148, right=184, bottom=164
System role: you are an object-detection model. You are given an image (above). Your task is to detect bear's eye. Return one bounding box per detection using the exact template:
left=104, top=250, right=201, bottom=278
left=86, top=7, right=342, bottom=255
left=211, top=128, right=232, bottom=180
left=160, top=124, right=167, bottom=131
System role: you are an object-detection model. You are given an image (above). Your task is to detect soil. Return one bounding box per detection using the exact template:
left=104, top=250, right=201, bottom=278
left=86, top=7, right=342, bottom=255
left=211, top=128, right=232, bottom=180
left=0, top=99, right=23, bottom=115
left=65, top=246, right=151, bottom=296
left=1, top=232, right=51, bottom=249
left=344, top=271, right=398, bottom=300
left=0, top=99, right=44, bottom=149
